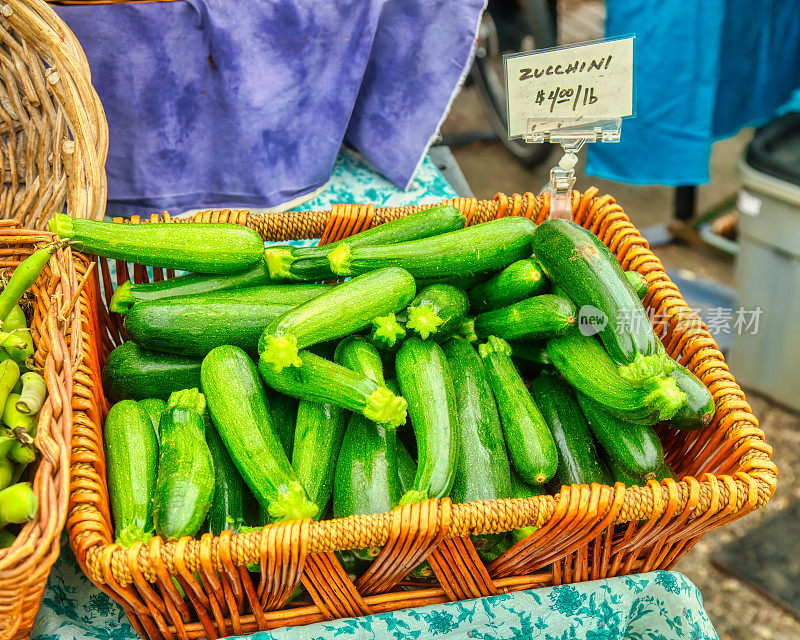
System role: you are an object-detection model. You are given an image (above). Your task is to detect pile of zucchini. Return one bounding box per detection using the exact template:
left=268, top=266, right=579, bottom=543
left=50, top=208, right=714, bottom=566
left=0, top=244, right=59, bottom=548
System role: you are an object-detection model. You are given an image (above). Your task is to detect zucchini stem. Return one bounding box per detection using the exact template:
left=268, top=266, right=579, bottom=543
left=117, top=524, right=154, bottom=548
left=327, top=244, right=353, bottom=276
left=266, top=481, right=319, bottom=522
left=618, top=350, right=676, bottom=383
left=108, top=280, right=134, bottom=315
left=260, top=335, right=303, bottom=372
left=264, top=246, right=296, bottom=280
left=398, top=489, right=427, bottom=505
left=364, top=387, right=407, bottom=429
left=370, top=313, right=406, bottom=348
left=406, top=304, right=444, bottom=340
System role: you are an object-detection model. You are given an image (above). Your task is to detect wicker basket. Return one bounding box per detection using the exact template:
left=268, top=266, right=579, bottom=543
left=0, top=222, right=82, bottom=639
left=66, top=189, right=777, bottom=640
left=0, top=0, right=107, bottom=229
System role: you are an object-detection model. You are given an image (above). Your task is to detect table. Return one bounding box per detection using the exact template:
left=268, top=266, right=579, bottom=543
left=31, top=151, right=719, bottom=640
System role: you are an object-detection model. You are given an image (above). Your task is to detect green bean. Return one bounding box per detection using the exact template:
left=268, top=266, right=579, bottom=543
left=2, top=394, right=34, bottom=434
left=0, top=244, right=59, bottom=324
left=0, top=361, right=20, bottom=417
left=16, top=373, right=46, bottom=415
left=0, top=482, right=37, bottom=524
left=0, top=458, right=13, bottom=491
left=0, top=529, right=15, bottom=548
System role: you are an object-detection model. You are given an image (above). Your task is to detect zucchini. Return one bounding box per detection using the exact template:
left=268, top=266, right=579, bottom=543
left=49, top=214, right=265, bottom=274
left=532, top=219, right=672, bottom=382
left=442, top=338, right=511, bottom=505
left=396, top=438, right=417, bottom=496
left=406, top=285, right=469, bottom=341
left=625, top=271, right=648, bottom=300
left=102, top=342, right=201, bottom=401
left=153, top=389, right=214, bottom=540
left=468, top=259, right=548, bottom=312
left=607, top=456, right=642, bottom=487
left=508, top=470, right=544, bottom=545
left=576, top=392, right=664, bottom=478
left=655, top=462, right=678, bottom=481
left=478, top=337, right=558, bottom=485
left=333, top=414, right=400, bottom=519
left=529, top=373, right=612, bottom=487
left=204, top=413, right=246, bottom=535
left=547, top=329, right=685, bottom=424
left=266, top=390, right=298, bottom=457
left=291, top=400, right=346, bottom=518
left=138, top=398, right=165, bottom=443
left=266, top=205, right=466, bottom=281
left=259, top=349, right=407, bottom=428
left=474, top=295, right=576, bottom=342
left=334, top=335, right=386, bottom=384
left=453, top=317, right=478, bottom=343
left=370, top=313, right=406, bottom=352
left=666, top=364, right=715, bottom=430
left=395, top=338, right=459, bottom=502
left=509, top=341, right=551, bottom=366
left=414, top=272, right=488, bottom=292
left=125, top=297, right=293, bottom=358
left=201, top=345, right=317, bottom=521
left=108, top=259, right=288, bottom=314
left=259, top=267, right=415, bottom=371
left=328, top=217, right=536, bottom=278
left=105, top=400, right=158, bottom=546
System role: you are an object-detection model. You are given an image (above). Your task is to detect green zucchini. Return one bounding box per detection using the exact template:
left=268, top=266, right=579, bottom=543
left=655, top=462, right=678, bottom=481
left=334, top=335, right=386, bottom=384
left=406, top=285, right=469, bottom=341
left=104, top=400, right=158, bottom=546
left=443, top=337, right=510, bottom=552
left=547, top=329, right=685, bottom=425
left=443, top=338, right=511, bottom=505
left=666, top=364, right=715, bottom=430
left=265, top=390, right=298, bottom=457
left=102, top=342, right=201, bottom=401
left=292, top=400, right=346, bottom=517
left=478, top=337, right=558, bottom=485
left=530, top=373, right=612, bottom=487
left=266, top=205, right=466, bottom=281
left=204, top=413, right=246, bottom=535
left=395, top=338, right=459, bottom=502
left=328, top=217, right=536, bottom=278
left=474, top=295, right=576, bottom=342
left=49, top=214, right=265, bottom=274
left=125, top=297, right=292, bottom=358
left=370, top=313, right=406, bottom=352
left=532, top=219, right=672, bottom=382
left=509, top=341, right=551, bottom=366
left=108, top=259, right=287, bottom=314
left=259, top=349, right=407, bottom=428
left=137, top=398, right=165, bottom=443
left=625, top=271, right=649, bottom=300
left=577, top=393, right=664, bottom=479
left=453, top=317, right=478, bottom=343
left=334, top=413, right=400, bottom=519
left=259, top=267, right=416, bottom=371
left=396, top=438, right=417, bottom=496
left=201, top=345, right=317, bottom=521
left=468, top=259, right=549, bottom=312
left=504, top=470, right=546, bottom=547
left=607, top=456, right=642, bottom=487
left=153, top=389, right=214, bottom=540
left=414, top=272, right=488, bottom=292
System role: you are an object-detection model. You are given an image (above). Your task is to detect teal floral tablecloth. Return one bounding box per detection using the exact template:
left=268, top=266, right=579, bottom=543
left=31, top=150, right=719, bottom=640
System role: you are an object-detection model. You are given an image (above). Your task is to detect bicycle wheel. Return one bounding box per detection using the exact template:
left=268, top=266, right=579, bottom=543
left=470, top=0, right=557, bottom=167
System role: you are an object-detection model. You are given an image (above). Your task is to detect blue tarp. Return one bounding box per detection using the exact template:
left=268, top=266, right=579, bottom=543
left=587, top=0, right=800, bottom=185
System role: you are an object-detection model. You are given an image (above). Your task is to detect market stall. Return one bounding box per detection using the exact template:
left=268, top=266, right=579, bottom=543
left=0, top=1, right=781, bottom=640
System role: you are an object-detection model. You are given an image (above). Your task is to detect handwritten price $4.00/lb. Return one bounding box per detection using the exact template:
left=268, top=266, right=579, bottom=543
left=534, top=85, right=598, bottom=114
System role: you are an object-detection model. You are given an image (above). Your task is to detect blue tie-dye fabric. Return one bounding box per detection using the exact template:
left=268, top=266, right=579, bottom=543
left=54, top=0, right=484, bottom=217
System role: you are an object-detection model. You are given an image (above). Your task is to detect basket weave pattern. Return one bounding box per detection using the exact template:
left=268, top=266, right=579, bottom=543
left=0, top=221, right=82, bottom=640
left=0, top=0, right=107, bottom=229
left=66, top=189, right=777, bottom=639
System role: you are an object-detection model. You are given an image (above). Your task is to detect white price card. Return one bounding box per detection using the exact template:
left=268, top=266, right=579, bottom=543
left=504, top=37, right=634, bottom=139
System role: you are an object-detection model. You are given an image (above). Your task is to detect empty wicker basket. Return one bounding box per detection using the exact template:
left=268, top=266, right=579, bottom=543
left=66, top=189, right=777, bottom=640
left=0, top=0, right=107, bottom=229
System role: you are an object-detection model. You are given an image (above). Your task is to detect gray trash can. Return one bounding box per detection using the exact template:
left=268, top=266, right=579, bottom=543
left=729, top=113, right=800, bottom=411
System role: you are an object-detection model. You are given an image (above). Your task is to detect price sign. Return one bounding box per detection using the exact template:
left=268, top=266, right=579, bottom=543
left=504, top=37, right=634, bottom=139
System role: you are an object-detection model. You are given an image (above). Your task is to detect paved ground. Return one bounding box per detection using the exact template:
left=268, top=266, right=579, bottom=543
left=441, top=86, right=800, bottom=640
